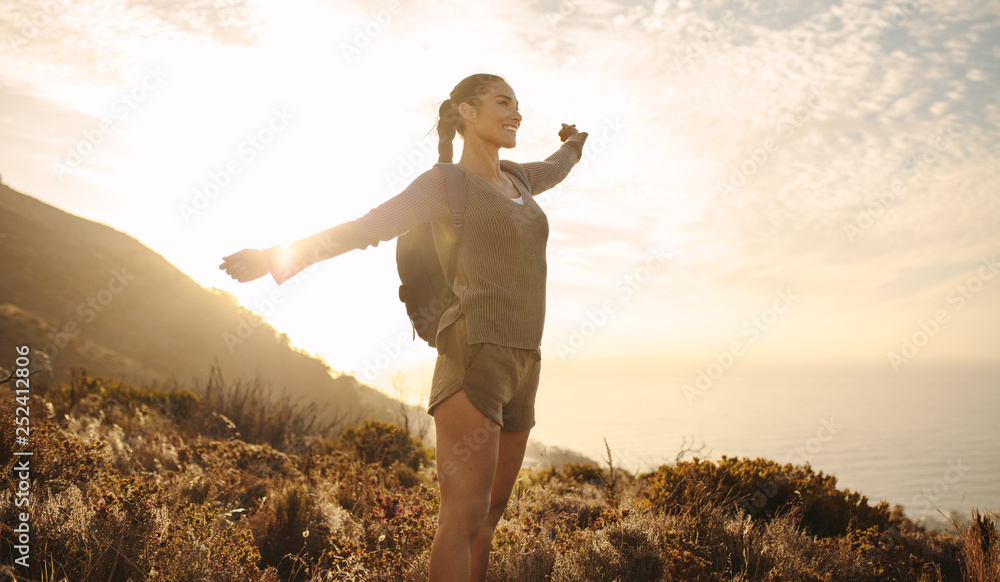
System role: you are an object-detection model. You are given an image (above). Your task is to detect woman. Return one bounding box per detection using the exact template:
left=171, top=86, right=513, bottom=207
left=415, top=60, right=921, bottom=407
left=220, top=73, right=587, bottom=581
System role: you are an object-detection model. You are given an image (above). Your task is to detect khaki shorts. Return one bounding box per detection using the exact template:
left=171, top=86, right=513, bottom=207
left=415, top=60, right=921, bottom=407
left=427, top=315, right=541, bottom=432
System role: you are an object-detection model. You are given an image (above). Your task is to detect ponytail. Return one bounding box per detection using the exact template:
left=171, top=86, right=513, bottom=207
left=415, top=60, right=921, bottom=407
left=437, top=99, right=457, bottom=163
left=435, top=73, right=506, bottom=163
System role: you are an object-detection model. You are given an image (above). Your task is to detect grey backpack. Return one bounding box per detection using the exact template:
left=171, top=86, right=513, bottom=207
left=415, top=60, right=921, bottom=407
left=396, top=161, right=529, bottom=350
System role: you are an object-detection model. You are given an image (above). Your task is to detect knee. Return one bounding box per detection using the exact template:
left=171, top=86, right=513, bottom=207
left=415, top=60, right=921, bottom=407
left=485, top=497, right=510, bottom=527
left=440, top=501, right=491, bottom=540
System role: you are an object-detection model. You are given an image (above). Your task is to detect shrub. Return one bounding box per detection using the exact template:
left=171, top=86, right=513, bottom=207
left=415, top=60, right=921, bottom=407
left=195, top=366, right=347, bottom=452
left=46, top=370, right=200, bottom=422
left=952, top=510, right=1000, bottom=582
left=0, top=370, right=976, bottom=582
left=150, top=504, right=281, bottom=582
left=1, top=473, right=167, bottom=582
left=339, top=419, right=431, bottom=472
left=561, top=462, right=606, bottom=486
left=248, top=481, right=320, bottom=572
left=641, top=456, right=893, bottom=538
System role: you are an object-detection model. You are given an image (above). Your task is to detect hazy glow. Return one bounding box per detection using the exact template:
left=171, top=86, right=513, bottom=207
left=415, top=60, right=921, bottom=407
left=1, top=0, right=998, bottom=395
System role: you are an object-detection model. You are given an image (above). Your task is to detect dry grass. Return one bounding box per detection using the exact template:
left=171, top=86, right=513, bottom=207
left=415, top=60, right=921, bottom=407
left=0, top=369, right=991, bottom=582
left=945, top=509, right=1000, bottom=582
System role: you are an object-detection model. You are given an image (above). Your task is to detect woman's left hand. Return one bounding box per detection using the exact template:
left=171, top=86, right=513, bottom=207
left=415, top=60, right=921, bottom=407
left=219, top=248, right=269, bottom=283
left=558, top=123, right=579, bottom=142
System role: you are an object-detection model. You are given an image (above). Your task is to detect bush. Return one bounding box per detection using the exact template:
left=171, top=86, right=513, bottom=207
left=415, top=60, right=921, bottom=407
left=195, top=366, right=347, bottom=451
left=641, top=456, right=893, bottom=538
left=248, top=481, right=323, bottom=572
left=45, top=371, right=201, bottom=422
left=150, top=504, right=281, bottom=582
left=0, top=370, right=974, bottom=582
left=339, top=419, right=431, bottom=472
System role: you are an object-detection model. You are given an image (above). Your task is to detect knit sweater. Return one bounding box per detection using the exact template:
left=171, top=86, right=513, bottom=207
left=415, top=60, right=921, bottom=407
left=267, top=132, right=588, bottom=349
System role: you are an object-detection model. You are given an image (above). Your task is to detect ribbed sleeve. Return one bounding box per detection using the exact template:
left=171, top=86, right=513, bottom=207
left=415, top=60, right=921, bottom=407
left=268, top=134, right=588, bottom=348
left=520, top=132, right=588, bottom=195
left=268, top=167, right=450, bottom=284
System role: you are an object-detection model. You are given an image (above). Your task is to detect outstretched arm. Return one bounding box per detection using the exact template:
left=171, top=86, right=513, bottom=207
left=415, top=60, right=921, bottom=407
left=220, top=167, right=450, bottom=285
left=219, top=248, right=270, bottom=283
left=518, top=124, right=589, bottom=196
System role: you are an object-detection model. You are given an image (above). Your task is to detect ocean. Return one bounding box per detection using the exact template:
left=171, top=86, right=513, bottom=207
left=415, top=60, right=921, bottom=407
left=529, top=373, right=999, bottom=529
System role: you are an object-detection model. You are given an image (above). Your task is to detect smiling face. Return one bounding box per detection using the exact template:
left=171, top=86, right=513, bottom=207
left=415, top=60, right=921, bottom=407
left=459, top=80, right=522, bottom=149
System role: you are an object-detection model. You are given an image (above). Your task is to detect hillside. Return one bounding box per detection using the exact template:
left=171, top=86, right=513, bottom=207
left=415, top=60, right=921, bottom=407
left=1, top=372, right=993, bottom=582
left=0, top=182, right=410, bottom=426
left=0, top=183, right=596, bottom=467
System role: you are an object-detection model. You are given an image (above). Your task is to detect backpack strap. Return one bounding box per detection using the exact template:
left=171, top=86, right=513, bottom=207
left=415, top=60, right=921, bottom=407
left=435, top=162, right=467, bottom=242
left=500, top=160, right=530, bottom=194
left=434, top=162, right=467, bottom=284
left=432, top=160, right=528, bottom=243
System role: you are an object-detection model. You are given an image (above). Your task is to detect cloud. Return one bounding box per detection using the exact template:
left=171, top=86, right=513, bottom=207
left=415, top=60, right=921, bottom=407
left=0, top=0, right=997, bottom=366
left=0, top=0, right=262, bottom=90
left=512, top=0, right=999, bottom=316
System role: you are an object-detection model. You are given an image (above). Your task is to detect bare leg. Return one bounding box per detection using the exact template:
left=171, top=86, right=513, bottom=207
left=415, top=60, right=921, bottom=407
left=469, top=428, right=531, bottom=582
left=429, top=390, right=501, bottom=582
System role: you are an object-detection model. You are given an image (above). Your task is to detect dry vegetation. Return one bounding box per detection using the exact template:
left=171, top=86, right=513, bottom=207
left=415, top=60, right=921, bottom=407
left=1, top=369, right=996, bottom=581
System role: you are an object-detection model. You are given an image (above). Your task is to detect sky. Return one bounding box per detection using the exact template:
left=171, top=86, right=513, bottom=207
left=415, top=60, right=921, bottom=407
left=1, top=0, right=998, bottom=400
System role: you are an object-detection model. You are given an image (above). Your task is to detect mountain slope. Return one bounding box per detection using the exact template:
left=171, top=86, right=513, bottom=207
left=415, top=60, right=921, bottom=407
left=0, top=182, right=405, bottom=424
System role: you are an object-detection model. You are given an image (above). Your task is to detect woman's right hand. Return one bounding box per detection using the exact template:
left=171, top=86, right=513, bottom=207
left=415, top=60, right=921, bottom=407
left=219, top=248, right=270, bottom=283
left=558, top=123, right=579, bottom=142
